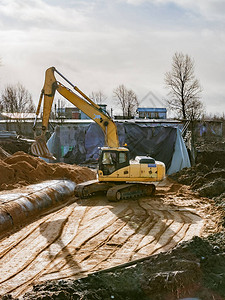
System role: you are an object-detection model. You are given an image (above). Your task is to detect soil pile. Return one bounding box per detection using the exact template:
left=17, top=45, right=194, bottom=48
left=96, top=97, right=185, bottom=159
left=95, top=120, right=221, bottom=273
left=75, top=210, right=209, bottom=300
left=194, top=141, right=225, bottom=169
left=0, top=137, right=32, bottom=155
left=0, top=152, right=96, bottom=191
left=170, top=164, right=225, bottom=207
left=4, top=233, right=225, bottom=300
left=170, top=140, right=225, bottom=207
left=196, top=140, right=225, bottom=152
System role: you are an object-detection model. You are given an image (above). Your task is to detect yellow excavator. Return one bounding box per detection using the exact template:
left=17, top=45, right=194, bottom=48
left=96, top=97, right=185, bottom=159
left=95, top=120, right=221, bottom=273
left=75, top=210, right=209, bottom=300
left=31, top=67, right=165, bottom=201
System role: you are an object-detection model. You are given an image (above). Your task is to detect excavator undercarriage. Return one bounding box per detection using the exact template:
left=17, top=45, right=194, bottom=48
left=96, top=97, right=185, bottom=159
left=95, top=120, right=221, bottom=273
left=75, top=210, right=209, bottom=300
left=74, top=180, right=156, bottom=202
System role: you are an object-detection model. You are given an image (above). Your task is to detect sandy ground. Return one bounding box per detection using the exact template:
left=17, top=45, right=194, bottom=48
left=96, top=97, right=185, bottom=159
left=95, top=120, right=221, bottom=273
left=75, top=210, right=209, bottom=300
left=0, top=178, right=222, bottom=299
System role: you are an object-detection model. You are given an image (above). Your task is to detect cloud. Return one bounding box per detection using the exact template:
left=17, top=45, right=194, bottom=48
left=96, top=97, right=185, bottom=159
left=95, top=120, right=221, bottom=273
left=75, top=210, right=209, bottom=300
left=0, top=0, right=88, bottom=31
left=122, top=0, right=225, bottom=22
left=0, top=0, right=224, bottom=115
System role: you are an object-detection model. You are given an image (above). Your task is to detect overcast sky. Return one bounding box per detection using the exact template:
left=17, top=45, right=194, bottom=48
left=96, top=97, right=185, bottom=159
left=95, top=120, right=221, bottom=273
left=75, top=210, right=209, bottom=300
left=0, top=0, right=225, bottom=116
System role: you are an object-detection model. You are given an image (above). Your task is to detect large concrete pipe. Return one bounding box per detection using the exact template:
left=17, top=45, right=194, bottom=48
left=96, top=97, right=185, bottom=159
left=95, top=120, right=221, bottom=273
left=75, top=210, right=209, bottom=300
left=0, top=180, right=76, bottom=234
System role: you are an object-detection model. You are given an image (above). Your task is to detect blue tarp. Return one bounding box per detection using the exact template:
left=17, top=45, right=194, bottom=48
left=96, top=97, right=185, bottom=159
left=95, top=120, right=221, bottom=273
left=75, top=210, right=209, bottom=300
left=46, top=122, right=190, bottom=174
left=167, top=129, right=191, bottom=174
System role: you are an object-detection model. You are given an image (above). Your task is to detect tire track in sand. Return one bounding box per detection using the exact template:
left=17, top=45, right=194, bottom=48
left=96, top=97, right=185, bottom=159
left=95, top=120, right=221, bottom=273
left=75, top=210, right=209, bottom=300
left=0, top=186, right=222, bottom=298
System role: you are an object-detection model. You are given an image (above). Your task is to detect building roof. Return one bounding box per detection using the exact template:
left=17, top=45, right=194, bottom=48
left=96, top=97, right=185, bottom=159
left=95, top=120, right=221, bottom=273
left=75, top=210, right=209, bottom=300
left=137, top=108, right=167, bottom=112
left=0, top=112, right=36, bottom=119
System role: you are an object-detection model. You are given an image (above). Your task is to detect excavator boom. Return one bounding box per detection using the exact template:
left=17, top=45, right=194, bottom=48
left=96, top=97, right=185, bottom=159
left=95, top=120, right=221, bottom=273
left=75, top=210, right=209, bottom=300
left=31, top=67, right=119, bottom=159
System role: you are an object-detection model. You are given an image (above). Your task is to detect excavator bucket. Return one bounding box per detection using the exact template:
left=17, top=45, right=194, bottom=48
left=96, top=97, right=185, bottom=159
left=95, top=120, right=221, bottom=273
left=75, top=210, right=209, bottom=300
left=31, top=135, right=56, bottom=160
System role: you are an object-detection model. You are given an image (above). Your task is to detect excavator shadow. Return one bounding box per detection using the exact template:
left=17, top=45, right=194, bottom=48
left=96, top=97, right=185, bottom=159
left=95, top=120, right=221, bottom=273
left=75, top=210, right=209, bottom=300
left=39, top=219, right=81, bottom=275
left=77, top=192, right=201, bottom=257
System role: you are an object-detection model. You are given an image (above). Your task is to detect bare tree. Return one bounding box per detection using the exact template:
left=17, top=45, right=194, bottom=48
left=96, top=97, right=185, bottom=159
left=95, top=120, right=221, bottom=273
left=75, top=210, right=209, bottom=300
left=165, top=52, right=204, bottom=120
left=1, top=83, right=35, bottom=114
left=1, top=83, right=35, bottom=133
left=90, top=90, right=107, bottom=104
left=113, top=84, right=139, bottom=118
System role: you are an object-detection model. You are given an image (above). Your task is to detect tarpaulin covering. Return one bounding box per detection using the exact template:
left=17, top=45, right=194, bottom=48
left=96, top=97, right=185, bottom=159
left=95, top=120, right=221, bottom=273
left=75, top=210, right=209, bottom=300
left=123, top=123, right=177, bottom=170
left=167, top=129, right=191, bottom=174
left=85, top=123, right=178, bottom=171
left=46, top=122, right=190, bottom=174
left=46, top=125, right=86, bottom=163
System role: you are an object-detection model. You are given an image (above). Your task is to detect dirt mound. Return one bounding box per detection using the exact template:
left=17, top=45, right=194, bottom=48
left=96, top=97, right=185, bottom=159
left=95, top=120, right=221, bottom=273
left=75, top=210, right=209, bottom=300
left=169, top=140, right=225, bottom=220
left=170, top=160, right=225, bottom=205
left=0, top=152, right=96, bottom=191
left=196, top=150, right=225, bottom=168
left=195, top=141, right=225, bottom=168
left=5, top=233, right=225, bottom=300
left=0, top=137, right=31, bottom=155
left=196, top=140, right=225, bottom=152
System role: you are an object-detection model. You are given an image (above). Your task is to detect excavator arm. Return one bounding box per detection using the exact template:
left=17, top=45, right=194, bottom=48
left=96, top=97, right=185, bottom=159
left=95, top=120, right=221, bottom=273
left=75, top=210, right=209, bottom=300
left=31, top=67, right=119, bottom=159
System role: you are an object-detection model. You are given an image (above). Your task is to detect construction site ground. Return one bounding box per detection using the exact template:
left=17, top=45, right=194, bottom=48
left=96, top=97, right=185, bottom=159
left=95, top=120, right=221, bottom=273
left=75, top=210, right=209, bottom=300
left=0, top=142, right=225, bottom=300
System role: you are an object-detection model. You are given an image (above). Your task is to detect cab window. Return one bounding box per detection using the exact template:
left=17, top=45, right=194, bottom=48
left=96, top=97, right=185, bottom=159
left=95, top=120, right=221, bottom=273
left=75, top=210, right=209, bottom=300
left=119, top=152, right=127, bottom=164
left=102, top=152, right=113, bottom=165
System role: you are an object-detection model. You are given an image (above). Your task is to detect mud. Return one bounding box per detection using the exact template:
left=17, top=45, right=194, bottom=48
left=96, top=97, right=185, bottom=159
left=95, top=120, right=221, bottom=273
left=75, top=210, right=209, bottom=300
left=4, top=233, right=225, bottom=300
left=0, top=152, right=96, bottom=191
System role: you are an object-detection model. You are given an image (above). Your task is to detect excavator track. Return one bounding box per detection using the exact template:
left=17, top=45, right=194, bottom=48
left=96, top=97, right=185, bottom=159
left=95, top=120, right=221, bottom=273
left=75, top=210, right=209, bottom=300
left=106, top=183, right=156, bottom=201
left=74, top=180, right=114, bottom=198
left=75, top=181, right=156, bottom=201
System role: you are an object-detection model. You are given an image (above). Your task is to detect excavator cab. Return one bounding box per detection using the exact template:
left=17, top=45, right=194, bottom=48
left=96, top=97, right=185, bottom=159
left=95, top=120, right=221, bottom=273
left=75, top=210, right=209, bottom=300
left=98, top=147, right=130, bottom=175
